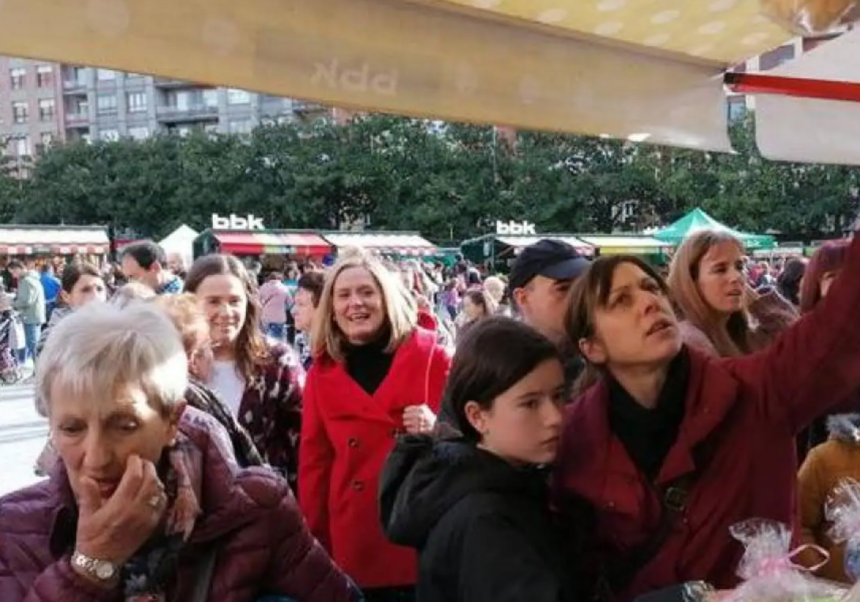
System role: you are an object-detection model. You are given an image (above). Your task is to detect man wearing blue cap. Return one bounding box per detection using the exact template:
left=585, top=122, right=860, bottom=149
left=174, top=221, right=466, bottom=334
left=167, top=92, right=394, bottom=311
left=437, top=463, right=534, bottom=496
left=509, top=239, right=591, bottom=388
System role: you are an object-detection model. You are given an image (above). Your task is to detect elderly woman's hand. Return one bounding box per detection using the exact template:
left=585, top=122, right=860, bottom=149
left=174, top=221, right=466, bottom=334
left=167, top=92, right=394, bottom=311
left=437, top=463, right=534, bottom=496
left=73, top=455, right=167, bottom=571
left=403, top=405, right=437, bottom=435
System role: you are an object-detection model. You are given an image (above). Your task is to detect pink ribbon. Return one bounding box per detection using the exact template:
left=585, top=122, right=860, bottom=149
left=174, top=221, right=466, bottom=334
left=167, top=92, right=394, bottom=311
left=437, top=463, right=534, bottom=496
left=753, top=544, right=830, bottom=577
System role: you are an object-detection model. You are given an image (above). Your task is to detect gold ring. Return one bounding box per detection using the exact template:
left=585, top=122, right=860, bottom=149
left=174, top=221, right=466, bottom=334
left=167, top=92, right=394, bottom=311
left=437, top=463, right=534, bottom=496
left=147, top=494, right=161, bottom=509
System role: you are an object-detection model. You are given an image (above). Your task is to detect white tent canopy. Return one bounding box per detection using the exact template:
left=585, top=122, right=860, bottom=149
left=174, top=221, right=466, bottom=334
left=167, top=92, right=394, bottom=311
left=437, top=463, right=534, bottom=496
left=159, top=224, right=198, bottom=269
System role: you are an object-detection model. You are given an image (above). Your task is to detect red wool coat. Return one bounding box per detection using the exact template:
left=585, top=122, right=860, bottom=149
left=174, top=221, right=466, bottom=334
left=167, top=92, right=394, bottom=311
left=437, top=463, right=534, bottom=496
left=554, top=234, right=860, bottom=602
left=299, top=328, right=451, bottom=589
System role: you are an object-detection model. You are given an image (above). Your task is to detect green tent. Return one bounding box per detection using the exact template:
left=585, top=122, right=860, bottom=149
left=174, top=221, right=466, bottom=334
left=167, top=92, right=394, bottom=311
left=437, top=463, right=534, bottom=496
left=653, top=208, right=775, bottom=250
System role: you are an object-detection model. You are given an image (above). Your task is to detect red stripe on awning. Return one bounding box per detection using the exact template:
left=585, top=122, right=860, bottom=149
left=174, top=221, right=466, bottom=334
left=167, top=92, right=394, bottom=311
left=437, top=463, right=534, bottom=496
left=725, top=72, right=860, bottom=104
left=213, top=232, right=265, bottom=255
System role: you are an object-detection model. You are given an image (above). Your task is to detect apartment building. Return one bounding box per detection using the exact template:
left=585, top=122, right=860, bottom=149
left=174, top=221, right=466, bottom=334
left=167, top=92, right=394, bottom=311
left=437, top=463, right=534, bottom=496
left=0, top=57, right=64, bottom=171
left=0, top=58, right=330, bottom=165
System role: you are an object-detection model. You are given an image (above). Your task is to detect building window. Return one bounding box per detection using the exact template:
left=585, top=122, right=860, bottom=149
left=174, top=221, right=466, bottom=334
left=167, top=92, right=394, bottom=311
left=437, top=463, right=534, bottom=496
left=36, top=65, right=53, bottom=88
left=97, top=93, right=117, bottom=115
left=97, top=69, right=116, bottom=81
left=38, top=99, right=56, bottom=122
left=64, top=66, right=87, bottom=88
left=12, top=101, right=28, bottom=124
left=100, top=129, right=120, bottom=142
left=126, top=92, right=147, bottom=112
left=128, top=126, right=149, bottom=140
left=227, top=88, right=251, bottom=105
left=228, top=118, right=254, bottom=134
left=727, top=96, right=747, bottom=122
left=15, top=137, right=32, bottom=157
left=10, top=68, right=26, bottom=90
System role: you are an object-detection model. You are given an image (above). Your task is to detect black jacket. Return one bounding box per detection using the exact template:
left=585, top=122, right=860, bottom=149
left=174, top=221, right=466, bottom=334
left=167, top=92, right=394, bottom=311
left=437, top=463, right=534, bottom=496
left=379, top=435, right=582, bottom=602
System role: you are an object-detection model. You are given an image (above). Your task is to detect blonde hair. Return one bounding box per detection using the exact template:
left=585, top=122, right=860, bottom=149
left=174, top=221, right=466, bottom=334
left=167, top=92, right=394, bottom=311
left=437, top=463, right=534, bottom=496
left=311, top=249, right=418, bottom=363
left=153, top=293, right=209, bottom=355
left=37, top=302, right=188, bottom=417
left=483, top=276, right=506, bottom=303
left=666, top=230, right=751, bottom=357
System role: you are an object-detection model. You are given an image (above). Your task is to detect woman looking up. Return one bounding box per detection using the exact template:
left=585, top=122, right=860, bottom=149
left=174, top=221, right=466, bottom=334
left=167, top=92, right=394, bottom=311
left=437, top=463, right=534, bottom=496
left=554, top=233, right=860, bottom=601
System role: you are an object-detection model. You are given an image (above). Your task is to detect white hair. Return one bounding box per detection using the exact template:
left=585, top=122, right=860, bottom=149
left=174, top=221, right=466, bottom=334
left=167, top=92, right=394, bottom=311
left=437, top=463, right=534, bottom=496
left=37, top=302, right=188, bottom=416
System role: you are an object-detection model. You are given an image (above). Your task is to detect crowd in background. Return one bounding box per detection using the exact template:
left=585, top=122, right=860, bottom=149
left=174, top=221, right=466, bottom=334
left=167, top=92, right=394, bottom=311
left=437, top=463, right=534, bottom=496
left=1, top=232, right=860, bottom=602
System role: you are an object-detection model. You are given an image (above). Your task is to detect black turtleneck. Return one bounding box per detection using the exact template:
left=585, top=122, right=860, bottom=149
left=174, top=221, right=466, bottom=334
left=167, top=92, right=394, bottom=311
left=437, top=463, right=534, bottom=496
left=345, top=334, right=395, bottom=396
left=607, top=350, right=689, bottom=481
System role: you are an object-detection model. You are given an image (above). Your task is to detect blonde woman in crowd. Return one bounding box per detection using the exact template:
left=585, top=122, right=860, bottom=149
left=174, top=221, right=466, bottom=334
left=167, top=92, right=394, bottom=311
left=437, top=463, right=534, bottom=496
left=300, top=249, right=451, bottom=602
left=666, top=230, right=797, bottom=358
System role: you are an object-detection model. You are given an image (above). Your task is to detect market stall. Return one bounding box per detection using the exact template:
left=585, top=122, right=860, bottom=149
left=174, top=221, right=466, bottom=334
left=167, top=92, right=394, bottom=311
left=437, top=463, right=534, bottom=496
left=653, top=208, right=776, bottom=250
left=460, top=233, right=593, bottom=271
left=578, top=235, right=672, bottom=264
left=193, top=229, right=332, bottom=270
left=321, top=231, right=437, bottom=258
left=0, top=224, right=111, bottom=270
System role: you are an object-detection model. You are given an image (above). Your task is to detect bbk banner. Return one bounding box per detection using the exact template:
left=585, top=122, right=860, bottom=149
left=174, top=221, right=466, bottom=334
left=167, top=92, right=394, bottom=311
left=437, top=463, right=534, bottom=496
left=495, top=220, right=536, bottom=235
left=212, top=213, right=265, bottom=230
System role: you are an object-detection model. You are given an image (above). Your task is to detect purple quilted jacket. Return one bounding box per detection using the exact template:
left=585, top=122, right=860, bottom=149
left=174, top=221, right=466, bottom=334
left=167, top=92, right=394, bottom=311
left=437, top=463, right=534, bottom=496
left=0, top=408, right=359, bottom=602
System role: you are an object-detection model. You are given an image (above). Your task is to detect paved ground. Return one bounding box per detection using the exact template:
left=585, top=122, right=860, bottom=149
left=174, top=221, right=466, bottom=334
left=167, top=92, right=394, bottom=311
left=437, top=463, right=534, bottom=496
left=0, top=381, right=49, bottom=496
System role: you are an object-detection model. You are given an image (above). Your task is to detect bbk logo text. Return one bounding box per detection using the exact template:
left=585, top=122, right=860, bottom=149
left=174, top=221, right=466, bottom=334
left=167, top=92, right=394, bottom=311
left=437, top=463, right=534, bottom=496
left=212, top=213, right=265, bottom=230
left=496, top=220, right=536, bottom=235
left=311, top=58, right=398, bottom=96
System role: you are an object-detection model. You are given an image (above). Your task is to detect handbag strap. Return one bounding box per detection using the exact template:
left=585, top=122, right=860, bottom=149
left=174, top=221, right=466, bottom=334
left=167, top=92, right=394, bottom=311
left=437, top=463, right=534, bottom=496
left=190, top=548, right=218, bottom=602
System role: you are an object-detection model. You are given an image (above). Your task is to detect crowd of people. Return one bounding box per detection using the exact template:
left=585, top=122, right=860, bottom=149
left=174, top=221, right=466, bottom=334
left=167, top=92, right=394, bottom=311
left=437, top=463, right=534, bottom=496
left=0, top=231, right=858, bottom=602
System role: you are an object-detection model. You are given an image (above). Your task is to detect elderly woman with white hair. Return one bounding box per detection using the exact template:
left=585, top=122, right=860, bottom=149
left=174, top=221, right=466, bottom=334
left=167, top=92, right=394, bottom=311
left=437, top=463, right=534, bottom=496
left=0, top=302, right=361, bottom=602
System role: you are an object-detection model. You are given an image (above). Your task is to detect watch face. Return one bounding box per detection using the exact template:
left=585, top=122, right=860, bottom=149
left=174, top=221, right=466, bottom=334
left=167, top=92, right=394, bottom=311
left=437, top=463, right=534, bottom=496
left=95, top=561, right=116, bottom=580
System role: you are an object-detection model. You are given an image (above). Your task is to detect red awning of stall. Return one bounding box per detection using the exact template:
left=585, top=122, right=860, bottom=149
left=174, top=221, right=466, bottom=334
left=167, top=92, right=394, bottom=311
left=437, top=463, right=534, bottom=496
left=0, top=226, right=110, bottom=256
left=212, top=231, right=331, bottom=256
left=322, top=232, right=437, bottom=256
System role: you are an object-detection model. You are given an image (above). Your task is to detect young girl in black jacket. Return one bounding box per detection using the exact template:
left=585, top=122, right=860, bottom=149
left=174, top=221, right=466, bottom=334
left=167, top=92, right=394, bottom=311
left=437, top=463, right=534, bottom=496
left=380, top=317, right=583, bottom=602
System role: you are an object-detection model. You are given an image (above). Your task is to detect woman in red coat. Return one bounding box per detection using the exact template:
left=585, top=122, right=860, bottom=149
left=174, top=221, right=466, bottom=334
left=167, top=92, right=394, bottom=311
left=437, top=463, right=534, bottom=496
left=299, top=249, right=451, bottom=602
left=554, top=233, right=860, bottom=602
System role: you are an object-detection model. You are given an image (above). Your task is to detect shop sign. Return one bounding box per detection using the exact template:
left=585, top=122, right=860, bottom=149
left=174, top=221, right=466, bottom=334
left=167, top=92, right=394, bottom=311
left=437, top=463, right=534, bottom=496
left=212, top=213, right=265, bottom=230
left=495, top=220, right=536, bottom=235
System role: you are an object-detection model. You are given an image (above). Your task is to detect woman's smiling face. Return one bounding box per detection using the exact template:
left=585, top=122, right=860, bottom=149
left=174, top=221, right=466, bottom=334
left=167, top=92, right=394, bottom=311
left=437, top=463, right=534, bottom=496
left=332, top=267, right=386, bottom=345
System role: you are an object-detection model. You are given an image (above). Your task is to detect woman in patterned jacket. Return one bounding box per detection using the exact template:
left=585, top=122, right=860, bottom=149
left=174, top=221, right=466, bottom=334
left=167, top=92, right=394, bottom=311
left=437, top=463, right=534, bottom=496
left=184, top=255, right=304, bottom=487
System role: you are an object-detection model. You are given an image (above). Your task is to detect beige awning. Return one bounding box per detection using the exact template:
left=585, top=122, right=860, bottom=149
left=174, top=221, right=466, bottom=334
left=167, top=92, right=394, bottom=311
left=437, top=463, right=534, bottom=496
left=0, top=0, right=796, bottom=151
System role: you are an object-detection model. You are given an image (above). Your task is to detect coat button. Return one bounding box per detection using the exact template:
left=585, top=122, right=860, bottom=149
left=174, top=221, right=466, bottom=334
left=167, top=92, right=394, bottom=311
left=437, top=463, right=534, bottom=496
left=348, top=437, right=359, bottom=448
left=352, top=480, right=364, bottom=491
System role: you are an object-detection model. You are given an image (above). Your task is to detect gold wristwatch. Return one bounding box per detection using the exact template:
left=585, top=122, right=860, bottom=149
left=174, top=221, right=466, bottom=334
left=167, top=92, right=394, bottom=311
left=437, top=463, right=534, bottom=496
left=71, top=550, right=119, bottom=582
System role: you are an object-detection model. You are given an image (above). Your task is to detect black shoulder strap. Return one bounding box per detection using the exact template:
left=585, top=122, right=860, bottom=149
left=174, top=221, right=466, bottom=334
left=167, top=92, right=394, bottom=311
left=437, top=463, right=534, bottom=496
left=602, top=473, right=695, bottom=595
left=190, top=548, right=218, bottom=602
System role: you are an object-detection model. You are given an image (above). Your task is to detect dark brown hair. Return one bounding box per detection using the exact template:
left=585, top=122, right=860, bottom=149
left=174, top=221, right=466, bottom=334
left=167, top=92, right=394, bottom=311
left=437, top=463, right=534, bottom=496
left=443, top=316, right=561, bottom=441
left=184, top=254, right=269, bottom=381
left=60, top=262, right=102, bottom=294
left=297, top=271, right=325, bottom=307
left=800, top=241, right=849, bottom=314
left=566, top=255, right=669, bottom=393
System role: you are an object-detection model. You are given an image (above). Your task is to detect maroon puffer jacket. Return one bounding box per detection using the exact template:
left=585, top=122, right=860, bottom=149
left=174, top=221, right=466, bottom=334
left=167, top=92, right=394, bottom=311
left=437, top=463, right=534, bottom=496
left=0, top=408, right=360, bottom=602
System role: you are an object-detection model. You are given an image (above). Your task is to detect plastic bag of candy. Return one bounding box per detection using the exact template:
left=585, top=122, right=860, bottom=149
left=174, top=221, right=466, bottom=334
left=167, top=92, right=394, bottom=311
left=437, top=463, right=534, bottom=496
left=760, top=0, right=860, bottom=36
left=826, top=477, right=860, bottom=582
left=724, top=519, right=844, bottom=602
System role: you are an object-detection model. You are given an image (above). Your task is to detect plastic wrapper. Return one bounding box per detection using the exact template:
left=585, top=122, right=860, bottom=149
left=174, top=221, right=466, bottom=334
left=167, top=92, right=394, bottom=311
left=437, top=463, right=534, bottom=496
left=725, top=519, right=844, bottom=602
left=826, top=477, right=860, bottom=581
left=760, top=0, right=860, bottom=36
